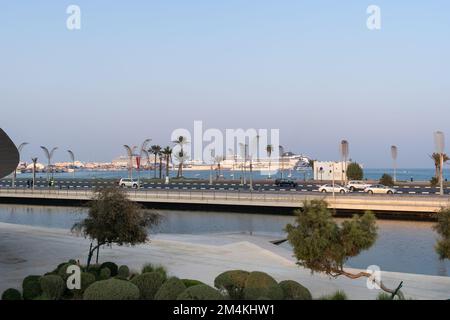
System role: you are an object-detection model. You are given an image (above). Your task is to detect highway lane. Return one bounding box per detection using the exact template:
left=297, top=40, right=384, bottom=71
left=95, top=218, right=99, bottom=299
left=1, top=178, right=449, bottom=195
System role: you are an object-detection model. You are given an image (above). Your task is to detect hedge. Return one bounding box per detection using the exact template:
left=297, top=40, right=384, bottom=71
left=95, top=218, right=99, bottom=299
left=83, top=279, right=140, bottom=300
left=279, top=280, right=312, bottom=300
left=155, top=277, right=186, bottom=300
left=40, top=275, right=65, bottom=300
left=214, top=270, right=249, bottom=299
left=177, top=284, right=225, bottom=300
left=243, top=272, right=284, bottom=300
left=131, top=272, right=165, bottom=300
left=22, top=275, right=42, bottom=300
left=1, top=288, right=22, bottom=300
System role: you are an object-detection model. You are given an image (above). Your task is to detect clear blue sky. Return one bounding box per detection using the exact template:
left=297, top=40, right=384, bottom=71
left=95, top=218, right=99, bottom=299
left=1, top=1, right=449, bottom=167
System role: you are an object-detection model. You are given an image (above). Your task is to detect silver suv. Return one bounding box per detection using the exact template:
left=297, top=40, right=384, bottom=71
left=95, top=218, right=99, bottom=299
left=119, top=178, right=140, bottom=189
left=346, top=180, right=372, bottom=192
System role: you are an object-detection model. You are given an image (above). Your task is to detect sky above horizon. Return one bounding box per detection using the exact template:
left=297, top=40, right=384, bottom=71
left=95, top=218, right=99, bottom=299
left=1, top=1, right=449, bottom=168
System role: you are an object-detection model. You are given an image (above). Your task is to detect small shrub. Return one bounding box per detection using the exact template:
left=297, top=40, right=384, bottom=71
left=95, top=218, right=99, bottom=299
left=72, top=272, right=96, bottom=298
left=243, top=272, right=284, bottom=300
left=430, top=177, right=439, bottom=188
left=40, top=275, right=65, bottom=300
left=214, top=270, right=249, bottom=299
left=177, top=284, right=225, bottom=300
left=155, top=277, right=187, bottom=300
left=131, top=272, right=165, bottom=300
left=182, top=279, right=205, bottom=288
left=117, top=265, right=130, bottom=280
left=1, top=288, right=22, bottom=300
left=347, top=162, right=364, bottom=180
left=86, top=264, right=101, bottom=279
left=100, top=262, right=118, bottom=277
left=279, top=280, right=312, bottom=300
left=319, top=290, right=348, bottom=300
left=99, top=268, right=111, bottom=280
left=22, top=275, right=42, bottom=300
left=380, top=174, right=394, bottom=187
left=58, top=262, right=77, bottom=281
left=141, top=263, right=168, bottom=280
left=377, top=292, right=393, bottom=300
left=83, top=279, right=140, bottom=300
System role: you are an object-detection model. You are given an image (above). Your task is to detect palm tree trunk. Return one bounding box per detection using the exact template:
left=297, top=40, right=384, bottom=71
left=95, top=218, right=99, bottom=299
left=154, top=154, right=157, bottom=179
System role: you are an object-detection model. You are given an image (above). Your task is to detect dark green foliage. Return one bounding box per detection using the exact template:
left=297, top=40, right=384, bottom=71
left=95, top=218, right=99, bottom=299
left=177, top=284, right=225, bottom=300
left=57, top=262, right=78, bottom=281
left=141, top=263, right=168, bottom=280
left=182, top=279, right=205, bottom=288
left=377, top=292, right=393, bottom=300
left=72, top=272, right=96, bottom=298
left=117, top=265, right=130, bottom=279
left=346, top=162, right=363, bottom=180
left=243, top=272, right=284, bottom=300
left=430, top=177, right=439, bottom=187
left=22, top=275, right=42, bottom=300
left=1, top=288, right=22, bottom=300
left=155, top=277, right=187, bottom=300
left=83, top=279, right=140, bottom=300
left=379, top=173, right=394, bottom=187
left=319, top=290, right=348, bottom=300
left=100, top=262, right=118, bottom=277
left=285, top=200, right=377, bottom=277
left=434, top=208, right=450, bottom=260
left=86, top=264, right=101, bottom=279
left=99, top=268, right=111, bottom=280
left=214, top=270, right=249, bottom=299
left=279, top=280, right=312, bottom=300
left=40, top=275, right=65, bottom=300
left=131, top=272, right=165, bottom=300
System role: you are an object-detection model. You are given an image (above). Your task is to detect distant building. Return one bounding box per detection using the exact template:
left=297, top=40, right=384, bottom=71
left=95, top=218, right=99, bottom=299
left=313, top=161, right=353, bottom=182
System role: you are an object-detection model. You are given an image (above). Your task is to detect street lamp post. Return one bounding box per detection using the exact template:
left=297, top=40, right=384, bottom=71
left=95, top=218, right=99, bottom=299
left=391, top=146, right=398, bottom=183
left=67, top=150, right=75, bottom=178
left=31, top=157, right=38, bottom=190
left=40, top=146, right=58, bottom=184
left=12, top=142, right=28, bottom=188
left=340, top=140, right=349, bottom=185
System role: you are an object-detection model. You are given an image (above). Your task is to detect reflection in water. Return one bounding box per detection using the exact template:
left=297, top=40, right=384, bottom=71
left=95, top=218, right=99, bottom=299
left=0, top=204, right=448, bottom=277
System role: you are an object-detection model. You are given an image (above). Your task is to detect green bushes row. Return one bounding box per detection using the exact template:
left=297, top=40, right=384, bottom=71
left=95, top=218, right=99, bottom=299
left=5, top=259, right=373, bottom=301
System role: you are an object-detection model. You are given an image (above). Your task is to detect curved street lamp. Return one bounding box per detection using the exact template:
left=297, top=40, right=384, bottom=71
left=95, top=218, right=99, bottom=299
left=67, top=150, right=75, bottom=178
left=40, top=146, right=58, bottom=183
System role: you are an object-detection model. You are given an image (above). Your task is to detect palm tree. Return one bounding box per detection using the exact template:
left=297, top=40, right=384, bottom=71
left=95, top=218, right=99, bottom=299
left=149, top=145, right=161, bottom=179
left=40, top=146, right=58, bottom=182
left=173, top=136, right=189, bottom=178
left=431, top=153, right=449, bottom=179
left=158, top=150, right=163, bottom=179
left=161, top=146, right=173, bottom=179
left=214, top=155, right=224, bottom=180
left=266, top=144, right=273, bottom=179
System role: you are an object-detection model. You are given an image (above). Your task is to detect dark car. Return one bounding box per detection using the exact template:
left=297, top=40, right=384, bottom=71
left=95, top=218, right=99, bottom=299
left=274, top=179, right=298, bottom=188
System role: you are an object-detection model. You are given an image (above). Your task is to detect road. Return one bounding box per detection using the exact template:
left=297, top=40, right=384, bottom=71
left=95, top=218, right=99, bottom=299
left=1, top=178, right=449, bottom=196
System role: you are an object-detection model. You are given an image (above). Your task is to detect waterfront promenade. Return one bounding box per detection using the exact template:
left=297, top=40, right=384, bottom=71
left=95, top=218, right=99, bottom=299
left=1, top=222, right=449, bottom=300
left=0, top=188, right=449, bottom=218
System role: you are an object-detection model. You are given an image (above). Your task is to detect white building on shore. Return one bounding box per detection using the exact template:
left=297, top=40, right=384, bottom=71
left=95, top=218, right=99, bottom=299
left=313, top=161, right=352, bottom=182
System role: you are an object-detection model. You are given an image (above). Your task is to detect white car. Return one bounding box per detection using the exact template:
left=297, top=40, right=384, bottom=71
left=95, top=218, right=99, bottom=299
left=318, top=184, right=349, bottom=194
left=364, top=184, right=396, bottom=195
left=118, top=178, right=140, bottom=189
left=346, top=180, right=372, bottom=192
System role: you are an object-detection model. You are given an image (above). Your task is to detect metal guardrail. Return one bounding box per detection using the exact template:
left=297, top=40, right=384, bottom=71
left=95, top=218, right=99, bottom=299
left=0, top=187, right=449, bottom=210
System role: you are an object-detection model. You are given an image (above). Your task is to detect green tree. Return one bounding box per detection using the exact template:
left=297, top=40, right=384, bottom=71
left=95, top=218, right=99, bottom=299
left=161, top=146, right=173, bottom=179
left=72, top=188, right=160, bottom=268
left=285, top=199, right=403, bottom=297
left=149, top=145, right=161, bottom=179
left=433, top=208, right=450, bottom=260
left=346, top=162, right=363, bottom=180
left=380, top=173, right=394, bottom=187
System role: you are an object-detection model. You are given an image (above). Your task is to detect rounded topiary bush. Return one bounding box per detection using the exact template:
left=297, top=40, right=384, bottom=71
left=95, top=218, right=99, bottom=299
left=1, top=288, right=22, bottom=300
left=83, top=279, right=140, bottom=300
left=72, top=272, right=96, bottom=298
left=177, top=284, right=225, bottom=300
left=40, top=275, right=65, bottom=300
left=86, top=264, right=101, bottom=279
left=117, top=265, right=130, bottom=280
left=279, top=280, right=312, bottom=300
left=243, top=272, right=283, bottom=300
left=131, top=272, right=165, bottom=300
left=182, top=279, right=205, bottom=288
left=99, top=267, right=111, bottom=280
left=100, top=262, right=118, bottom=277
left=141, top=264, right=168, bottom=280
left=22, top=275, right=42, bottom=300
left=155, top=277, right=187, bottom=300
left=58, top=262, right=78, bottom=281
left=214, top=270, right=250, bottom=299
